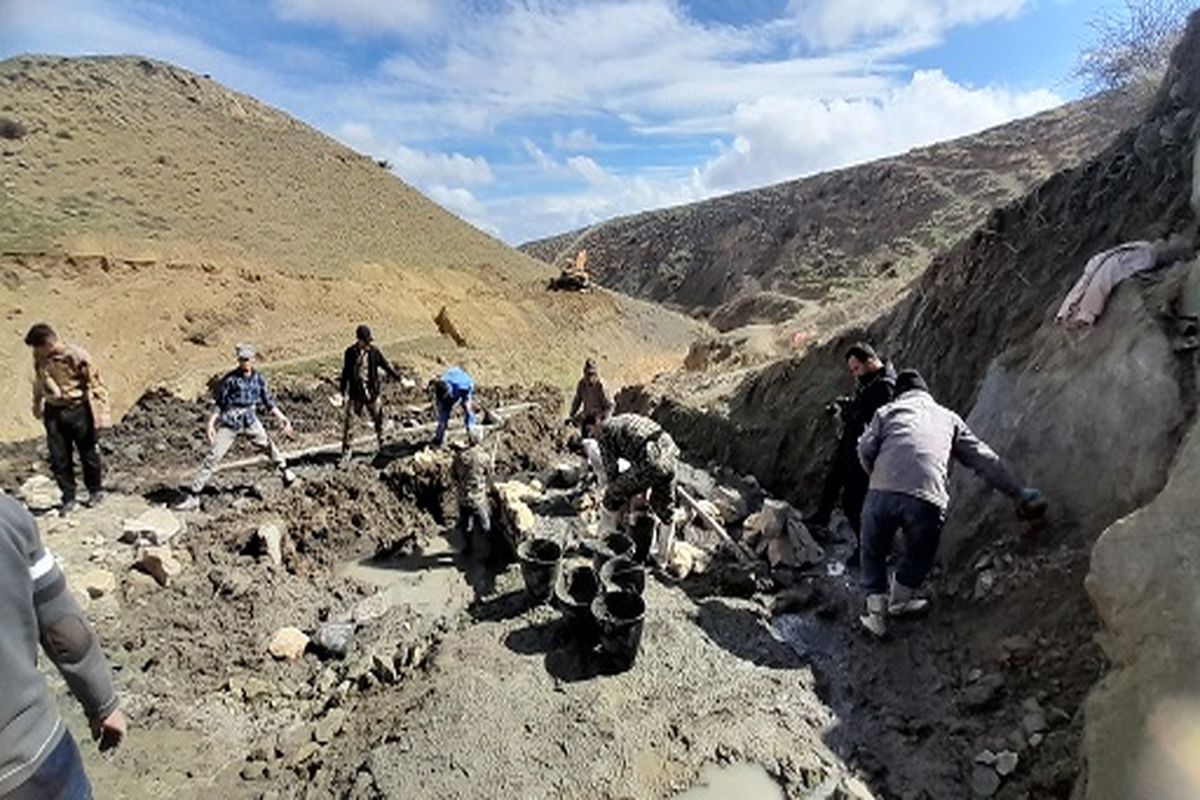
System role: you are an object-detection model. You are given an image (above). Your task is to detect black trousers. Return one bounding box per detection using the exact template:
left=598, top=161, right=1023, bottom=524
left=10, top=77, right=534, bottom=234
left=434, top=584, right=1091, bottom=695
left=815, top=447, right=870, bottom=534
left=44, top=403, right=102, bottom=501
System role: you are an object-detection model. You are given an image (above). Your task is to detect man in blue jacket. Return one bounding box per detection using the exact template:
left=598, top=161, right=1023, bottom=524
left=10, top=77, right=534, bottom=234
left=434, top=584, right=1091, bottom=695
left=430, top=366, right=476, bottom=446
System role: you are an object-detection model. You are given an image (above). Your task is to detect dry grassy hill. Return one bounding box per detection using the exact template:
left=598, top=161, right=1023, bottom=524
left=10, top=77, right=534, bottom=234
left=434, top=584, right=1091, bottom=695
left=0, top=55, right=702, bottom=441
left=522, top=92, right=1138, bottom=334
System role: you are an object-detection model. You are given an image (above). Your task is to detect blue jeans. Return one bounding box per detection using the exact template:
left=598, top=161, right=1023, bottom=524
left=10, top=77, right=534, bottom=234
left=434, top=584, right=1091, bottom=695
left=4, top=730, right=93, bottom=800
left=859, top=490, right=946, bottom=595
left=434, top=392, right=476, bottom=444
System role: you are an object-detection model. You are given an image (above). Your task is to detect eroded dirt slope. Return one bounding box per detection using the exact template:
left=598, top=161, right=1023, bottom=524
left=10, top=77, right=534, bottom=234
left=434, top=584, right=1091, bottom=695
left=0, top=55, right=703, bottom=441
left=521, top=92, right=1137, bottom=330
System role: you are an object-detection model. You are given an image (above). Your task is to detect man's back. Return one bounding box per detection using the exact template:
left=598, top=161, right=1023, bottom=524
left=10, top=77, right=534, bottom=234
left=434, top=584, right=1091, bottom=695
left=452, top=446, right=491, bottom=507
left=859, top=390, right=1020, bottom=509
left=600, top=414, right=661, bottom=461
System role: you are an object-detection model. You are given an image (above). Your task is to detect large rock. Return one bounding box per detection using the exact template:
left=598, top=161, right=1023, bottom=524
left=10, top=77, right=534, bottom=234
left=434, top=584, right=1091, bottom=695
left=256, top=523, right=284, bottom=566
left=19, top=475, right=61, bottom=512
left=1081, top=421, right=1200, bottom=800
left=493, top=481, right=537, bottom=549
left=742, top=499, right=823, bottom=569
left=711, top=485, right=749, bottom=526
left=122, top=507, right=185, bottom=546
left=942, top=285, right=1184, bottom=562
left=268, top=627, right=309, bottom=661
left=133, top=545, right=183, bottom=586
left=79, top=569, right=116, bottom=599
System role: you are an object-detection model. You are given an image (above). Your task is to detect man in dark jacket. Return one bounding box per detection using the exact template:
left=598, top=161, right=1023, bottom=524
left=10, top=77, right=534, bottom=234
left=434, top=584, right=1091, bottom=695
left=567, top=359, right=613, bottom=435
left=1, top=493, right=127, bottom=799
left=340, top=325, right=401, bottom=462
left=810, top=343, right=897, bottom=561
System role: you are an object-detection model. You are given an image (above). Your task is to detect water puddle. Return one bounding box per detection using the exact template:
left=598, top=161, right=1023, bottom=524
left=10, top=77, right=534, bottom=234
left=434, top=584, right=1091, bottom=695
left=673, top=762, right=784, bottom=800
left=769, top=613, right=838, bottom=660
left=336, top=535, right=466, bottom=618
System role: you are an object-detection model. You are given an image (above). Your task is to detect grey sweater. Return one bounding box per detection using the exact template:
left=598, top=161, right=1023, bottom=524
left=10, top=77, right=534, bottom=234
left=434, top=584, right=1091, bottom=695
left=0, top=494, right=118, bottom=795
left=857, top=390, right=1022, bottom=509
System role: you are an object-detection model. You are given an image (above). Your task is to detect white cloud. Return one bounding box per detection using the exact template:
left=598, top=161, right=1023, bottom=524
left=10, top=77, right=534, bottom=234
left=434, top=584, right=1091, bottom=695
left=426, top=185, right=500, bottom=235
left=522, top=138, right=563, bottom=175
left=377, top=0, right=890, bottom=137
left=699, top=69, right=1060, bottom=192
left=566, top=155, right=614, bottom=187
left=553, top=128, right=600, bottom=151
left=3, top=0, right=1070, bottom=245
left=273, top=0, right=444, bottom=36
left=786, top=0, right=1029, bottom=49
left=338, top=122, right=493, bottom=186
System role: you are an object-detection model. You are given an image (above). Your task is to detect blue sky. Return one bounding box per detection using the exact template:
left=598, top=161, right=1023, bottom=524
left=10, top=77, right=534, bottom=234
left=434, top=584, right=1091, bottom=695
left=2, top=0, right=1125, bottom=243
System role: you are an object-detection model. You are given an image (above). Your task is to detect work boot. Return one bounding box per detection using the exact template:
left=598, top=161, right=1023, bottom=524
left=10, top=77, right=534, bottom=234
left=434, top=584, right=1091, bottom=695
left=859, top=594, right=888, bottom=638
left=174, top=494, right=200, bottom=512
left=281, top=468, right=298, bottom=487
left=888, top=580, right=929, bottom=616
left=59, top=498, right=77, bottom=516
left=83, top=490, right=106, bottom=508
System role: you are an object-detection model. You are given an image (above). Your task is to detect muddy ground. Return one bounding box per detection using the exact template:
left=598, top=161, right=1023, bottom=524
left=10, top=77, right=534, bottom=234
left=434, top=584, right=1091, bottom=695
left=1, top=377, right=1095, bottom=799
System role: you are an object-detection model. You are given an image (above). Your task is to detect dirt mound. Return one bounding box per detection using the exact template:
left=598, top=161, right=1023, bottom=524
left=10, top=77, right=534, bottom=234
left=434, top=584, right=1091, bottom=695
left=0, top=55, right=704, bottom=442
left=521, top=92, right=1137, bottom=326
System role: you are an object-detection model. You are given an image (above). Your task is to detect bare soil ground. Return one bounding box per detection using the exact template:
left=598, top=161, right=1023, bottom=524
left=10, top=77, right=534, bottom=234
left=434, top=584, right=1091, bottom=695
left=1, top=375, right=1096, bottom=799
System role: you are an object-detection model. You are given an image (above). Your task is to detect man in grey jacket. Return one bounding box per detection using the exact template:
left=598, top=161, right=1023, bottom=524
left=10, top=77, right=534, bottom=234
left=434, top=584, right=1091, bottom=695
left=0, top=493, right=126, bottom=798
left=856, top=370, right=1045, bottom=637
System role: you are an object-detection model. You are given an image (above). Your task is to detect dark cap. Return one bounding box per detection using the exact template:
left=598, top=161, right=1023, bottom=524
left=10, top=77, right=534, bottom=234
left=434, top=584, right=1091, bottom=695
left=894, top=369, right=929, bottom=396
left=584, top=358, right=598, bottom=374
left=845, top=342, right=878, bottom=363
left=355, top=324, right=372, bottom=342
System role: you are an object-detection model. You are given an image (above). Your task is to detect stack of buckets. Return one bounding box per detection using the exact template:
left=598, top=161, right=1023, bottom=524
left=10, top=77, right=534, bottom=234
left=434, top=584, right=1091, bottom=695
left=515, top=512, right=653, bottom=672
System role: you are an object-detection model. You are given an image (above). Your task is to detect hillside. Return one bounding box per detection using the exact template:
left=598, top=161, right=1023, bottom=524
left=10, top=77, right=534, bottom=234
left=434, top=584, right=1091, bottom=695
left=0, top=55, right=702, bottom=441
left=634, top=11, right=1200, bottom=798
left=521, top=92, right=1137, bottom=331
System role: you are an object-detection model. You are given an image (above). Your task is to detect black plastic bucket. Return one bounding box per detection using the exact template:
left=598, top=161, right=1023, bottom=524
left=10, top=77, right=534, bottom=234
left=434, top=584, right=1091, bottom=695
left=591, top=590, right=646, bottom=671
left=600, top=555, right=646, bottom=595
left=592, top=532, right=635, bottom=574
left=517, top=538, right=563, bottom=604
left=628, top=513, right=655, bottom=563
left=554, top=563, right=600, bottom=638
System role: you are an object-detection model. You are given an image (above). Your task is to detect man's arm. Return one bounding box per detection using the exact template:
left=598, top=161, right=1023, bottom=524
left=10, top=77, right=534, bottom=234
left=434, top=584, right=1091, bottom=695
left=30, top=373, right=44, bottom=420
left=257, top=374, right=293, bottom=436
left=857, top=411, right=883, bottom=474
left=338, top=349, right=352, bottom=397
left=377, top=348, right=402, bottom=382
left=568, top=382, right=583, bottom=419
left=950, top=418, right=1022, bottom=498
left=8, top=499, right=125, bottom=747
left=80, top=355, right=112, bottom=428
left=600, top=380, right=614, bottom=418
